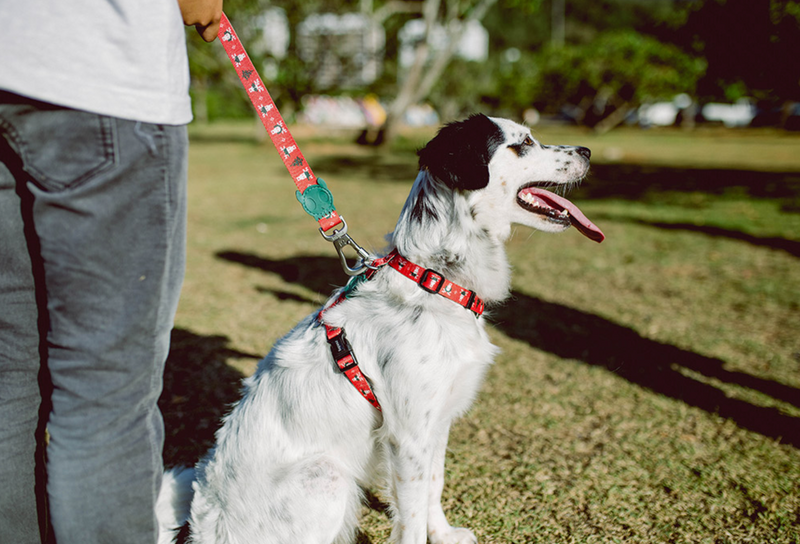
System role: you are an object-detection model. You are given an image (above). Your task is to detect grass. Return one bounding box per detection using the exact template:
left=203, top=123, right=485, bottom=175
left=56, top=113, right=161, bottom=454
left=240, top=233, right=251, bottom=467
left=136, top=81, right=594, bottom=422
left=160, top=121, right=800, bottom=543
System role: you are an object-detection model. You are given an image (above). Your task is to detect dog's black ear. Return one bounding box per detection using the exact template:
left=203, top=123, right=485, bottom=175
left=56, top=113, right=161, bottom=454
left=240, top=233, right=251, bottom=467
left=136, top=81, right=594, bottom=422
left=417, top=114, right=505, bottom=191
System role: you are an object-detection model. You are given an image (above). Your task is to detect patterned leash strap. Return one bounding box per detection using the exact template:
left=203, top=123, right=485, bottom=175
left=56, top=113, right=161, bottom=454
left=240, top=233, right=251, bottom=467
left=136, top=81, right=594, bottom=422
left=217, top=13, right=374, bottom=275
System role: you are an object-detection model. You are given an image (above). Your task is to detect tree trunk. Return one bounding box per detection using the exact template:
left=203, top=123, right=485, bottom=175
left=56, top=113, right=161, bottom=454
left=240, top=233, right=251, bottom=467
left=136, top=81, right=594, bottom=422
left=551, top=0, right=565, bottom=48
left=593, top=101, right=633, bottom=134
left=366, top=0, right=497, bottom=146
left=370, top=0, right=440, bottom=145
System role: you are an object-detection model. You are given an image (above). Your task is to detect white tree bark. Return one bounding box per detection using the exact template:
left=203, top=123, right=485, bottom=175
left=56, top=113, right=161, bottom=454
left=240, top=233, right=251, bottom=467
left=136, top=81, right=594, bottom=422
left=363, top=0, right=498, bottom=144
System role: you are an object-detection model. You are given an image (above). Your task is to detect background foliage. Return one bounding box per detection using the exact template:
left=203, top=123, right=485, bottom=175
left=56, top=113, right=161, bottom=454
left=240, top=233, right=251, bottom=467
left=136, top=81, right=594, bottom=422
left=167, top=1, right=800, bottom=541
left=187, top=0, right=799, bottom=131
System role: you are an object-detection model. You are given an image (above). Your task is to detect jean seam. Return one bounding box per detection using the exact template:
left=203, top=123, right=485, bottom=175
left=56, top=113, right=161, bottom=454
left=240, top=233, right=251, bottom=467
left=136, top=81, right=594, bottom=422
left=144, top=122, right=175, bottom=542
left=25, top=115, right=117, bottom=194
left=0, top=116, right=23, bottom=159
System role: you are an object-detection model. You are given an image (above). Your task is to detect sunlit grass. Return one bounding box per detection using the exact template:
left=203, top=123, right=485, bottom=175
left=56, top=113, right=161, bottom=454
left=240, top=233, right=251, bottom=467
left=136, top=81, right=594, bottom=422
left=162, top=121, right=800, bottom=543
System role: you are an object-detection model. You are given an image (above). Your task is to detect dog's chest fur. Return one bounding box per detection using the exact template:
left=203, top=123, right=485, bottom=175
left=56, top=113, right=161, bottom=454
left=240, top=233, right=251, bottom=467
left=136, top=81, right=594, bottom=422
left=174, top=114, right=599, bottom=544
left=327, top=271, right=499, bottom=424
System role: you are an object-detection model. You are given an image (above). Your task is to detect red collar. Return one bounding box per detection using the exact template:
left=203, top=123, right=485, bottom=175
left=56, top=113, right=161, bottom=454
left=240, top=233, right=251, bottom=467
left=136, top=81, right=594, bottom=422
left=368, top=250, right=485, bottom=316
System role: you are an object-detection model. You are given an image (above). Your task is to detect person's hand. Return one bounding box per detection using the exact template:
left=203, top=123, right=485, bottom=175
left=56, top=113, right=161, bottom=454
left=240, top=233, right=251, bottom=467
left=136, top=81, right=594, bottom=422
left=178, top=0, right=223, bottom=42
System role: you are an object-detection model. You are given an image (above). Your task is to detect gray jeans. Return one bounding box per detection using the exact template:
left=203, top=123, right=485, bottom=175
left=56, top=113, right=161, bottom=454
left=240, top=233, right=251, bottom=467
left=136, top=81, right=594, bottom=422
left=0, top=91, right=187, bottom=544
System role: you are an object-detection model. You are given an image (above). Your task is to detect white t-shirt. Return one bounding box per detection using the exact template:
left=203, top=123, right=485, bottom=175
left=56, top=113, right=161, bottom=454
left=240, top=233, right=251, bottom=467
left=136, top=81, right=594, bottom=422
left=0, top=0, right=193, bottom=125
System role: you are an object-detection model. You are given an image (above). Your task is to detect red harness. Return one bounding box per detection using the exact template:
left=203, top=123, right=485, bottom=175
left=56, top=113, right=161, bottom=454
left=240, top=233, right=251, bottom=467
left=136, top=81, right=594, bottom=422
left=318, top=251, right=485, bottom=411
left=217, top=15, right=485, bottom=412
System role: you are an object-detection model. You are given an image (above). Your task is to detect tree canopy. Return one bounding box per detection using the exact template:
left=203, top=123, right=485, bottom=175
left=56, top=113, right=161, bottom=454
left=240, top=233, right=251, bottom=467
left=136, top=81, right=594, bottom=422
left=186, top=0, right=798, bottom=131
left=674, top=0, right=800, bottom=103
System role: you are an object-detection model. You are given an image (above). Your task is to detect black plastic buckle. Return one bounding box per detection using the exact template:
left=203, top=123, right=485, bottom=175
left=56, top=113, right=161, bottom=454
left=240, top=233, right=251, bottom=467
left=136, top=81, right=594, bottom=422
left=327, top=330, right=358, bottom=372
left=419, top=268, right=444, bottom=294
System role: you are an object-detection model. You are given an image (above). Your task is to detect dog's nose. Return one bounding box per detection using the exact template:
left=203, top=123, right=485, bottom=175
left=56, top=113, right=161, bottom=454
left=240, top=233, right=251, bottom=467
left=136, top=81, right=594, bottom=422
left=576, top=147, right=591, bottom=160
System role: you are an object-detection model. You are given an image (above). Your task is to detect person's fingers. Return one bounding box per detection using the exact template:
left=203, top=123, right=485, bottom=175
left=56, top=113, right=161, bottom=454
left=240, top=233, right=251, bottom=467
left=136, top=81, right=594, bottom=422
left=178, top=0, right=223, bottom=42
left=196, top=19, right=220, bottom=42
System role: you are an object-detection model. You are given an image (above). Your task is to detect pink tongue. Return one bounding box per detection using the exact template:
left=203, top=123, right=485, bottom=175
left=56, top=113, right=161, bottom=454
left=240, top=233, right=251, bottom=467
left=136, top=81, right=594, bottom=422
left=522, top=187, right=605, bottom=243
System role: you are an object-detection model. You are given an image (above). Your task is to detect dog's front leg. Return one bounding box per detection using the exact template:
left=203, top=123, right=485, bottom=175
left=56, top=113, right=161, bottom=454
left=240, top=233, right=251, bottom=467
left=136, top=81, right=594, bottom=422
left=389, top=439, right=433, bottom=544
left=427, top=426, right=477, bottom=544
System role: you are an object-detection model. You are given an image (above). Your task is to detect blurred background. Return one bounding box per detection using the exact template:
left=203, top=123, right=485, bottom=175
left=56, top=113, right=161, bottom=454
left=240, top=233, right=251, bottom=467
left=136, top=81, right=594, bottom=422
left=163, top=2, right=800, bottom=541
left=186, top=0, right=799, bottom=140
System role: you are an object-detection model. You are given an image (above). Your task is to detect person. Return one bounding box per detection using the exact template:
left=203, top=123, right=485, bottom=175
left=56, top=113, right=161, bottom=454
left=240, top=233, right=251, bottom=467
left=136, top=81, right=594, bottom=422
left=0, top=1, right=222, bottom=542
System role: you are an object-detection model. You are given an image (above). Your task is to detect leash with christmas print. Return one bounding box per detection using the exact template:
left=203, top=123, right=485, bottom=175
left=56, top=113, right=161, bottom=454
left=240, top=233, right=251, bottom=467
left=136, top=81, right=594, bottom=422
left=217, top=14, right=486, bottom=412
left=217, top=12, right=374, bottom=277
left=217, top=13, right=384, bottom=410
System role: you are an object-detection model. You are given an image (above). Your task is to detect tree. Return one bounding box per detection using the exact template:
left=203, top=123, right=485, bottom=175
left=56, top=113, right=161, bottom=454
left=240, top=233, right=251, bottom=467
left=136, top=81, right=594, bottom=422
left=363, top=0, right=504, bottom=144
left=425, top=0, right=706, bottom=126
left=676, top=0, right=800, bottom=119
left=531, top=30, right=706, bottom=132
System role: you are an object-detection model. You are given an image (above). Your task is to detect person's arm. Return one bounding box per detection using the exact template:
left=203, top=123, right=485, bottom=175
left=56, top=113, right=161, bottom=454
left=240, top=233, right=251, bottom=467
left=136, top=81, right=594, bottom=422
left=178, top=0, right=223, bottom=42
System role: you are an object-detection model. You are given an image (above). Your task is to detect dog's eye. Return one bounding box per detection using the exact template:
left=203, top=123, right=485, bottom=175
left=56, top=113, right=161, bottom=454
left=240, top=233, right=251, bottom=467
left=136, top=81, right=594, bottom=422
left=509, top=136, right=536, bottom=156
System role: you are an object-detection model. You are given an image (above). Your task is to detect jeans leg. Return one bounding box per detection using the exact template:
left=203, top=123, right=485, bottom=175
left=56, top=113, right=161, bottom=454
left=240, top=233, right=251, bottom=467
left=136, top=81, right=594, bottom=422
left=0, top=94, right=187, bottom=544
left=0, top=127, right=47, bottom=544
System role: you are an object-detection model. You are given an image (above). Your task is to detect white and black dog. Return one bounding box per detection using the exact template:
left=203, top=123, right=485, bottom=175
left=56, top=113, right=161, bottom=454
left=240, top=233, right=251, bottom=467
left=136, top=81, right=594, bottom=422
left=157, top=115, right=604, bottom=544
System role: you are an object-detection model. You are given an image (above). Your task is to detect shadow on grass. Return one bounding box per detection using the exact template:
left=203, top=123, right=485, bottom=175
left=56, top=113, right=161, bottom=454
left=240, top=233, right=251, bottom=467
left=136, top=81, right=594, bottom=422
left=355, top=492, right=392, bottom=544
left=577, top=163, right=800, bottom=257
left=217, top=250, right=800, bottom=448
left=310, top=154, right=420, bottom=184
left=217, top=250, right=351, bottom=296
left=598, top=217, right=800, bottom=258
left=577, top=164, right=800, bottom=205
left=491, top=292, right=800, bottom=448
left=160, top=328, right=261, bottom=468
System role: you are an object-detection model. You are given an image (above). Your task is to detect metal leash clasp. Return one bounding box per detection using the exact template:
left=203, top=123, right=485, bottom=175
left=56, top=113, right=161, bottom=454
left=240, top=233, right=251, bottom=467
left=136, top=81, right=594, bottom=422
left=320, top=218, right=377, bottom=276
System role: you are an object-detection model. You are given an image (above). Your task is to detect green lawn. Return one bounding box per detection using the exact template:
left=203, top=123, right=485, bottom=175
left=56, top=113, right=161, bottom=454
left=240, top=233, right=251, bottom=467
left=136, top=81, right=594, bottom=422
left=161, top=121, right=800, bottom=543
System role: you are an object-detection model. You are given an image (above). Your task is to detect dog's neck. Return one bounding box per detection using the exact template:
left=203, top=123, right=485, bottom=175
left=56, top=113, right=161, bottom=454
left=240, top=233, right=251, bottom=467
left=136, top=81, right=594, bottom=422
left=388, top=170, right=511, bottom=304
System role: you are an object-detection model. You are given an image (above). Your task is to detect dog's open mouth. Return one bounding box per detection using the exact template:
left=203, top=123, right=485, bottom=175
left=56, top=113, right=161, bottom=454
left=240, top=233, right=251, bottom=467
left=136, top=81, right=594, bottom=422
left=517, top=183, right=605, bottom=243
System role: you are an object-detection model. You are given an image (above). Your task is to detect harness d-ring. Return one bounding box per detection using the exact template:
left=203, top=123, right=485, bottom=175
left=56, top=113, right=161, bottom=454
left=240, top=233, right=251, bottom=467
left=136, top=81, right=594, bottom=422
left=319, top=218, right=377, bottom=277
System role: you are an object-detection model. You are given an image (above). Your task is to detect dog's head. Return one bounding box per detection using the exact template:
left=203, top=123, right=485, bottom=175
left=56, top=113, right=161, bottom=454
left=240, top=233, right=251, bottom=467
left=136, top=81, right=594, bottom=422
left=417, top=114, right=604, bottom=243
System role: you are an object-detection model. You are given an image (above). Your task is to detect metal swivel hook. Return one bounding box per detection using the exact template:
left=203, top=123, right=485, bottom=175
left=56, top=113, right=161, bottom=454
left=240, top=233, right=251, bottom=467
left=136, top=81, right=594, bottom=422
left=319, top=218, right=377, bottom=276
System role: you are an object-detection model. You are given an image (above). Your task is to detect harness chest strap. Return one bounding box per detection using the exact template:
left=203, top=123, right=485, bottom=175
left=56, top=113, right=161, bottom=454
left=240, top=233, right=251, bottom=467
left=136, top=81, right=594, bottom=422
left=320, top=251, right=485, bottom=412
left=323, top=322, right=382, bottom=412
left=318, top=293, right=382, bottom=411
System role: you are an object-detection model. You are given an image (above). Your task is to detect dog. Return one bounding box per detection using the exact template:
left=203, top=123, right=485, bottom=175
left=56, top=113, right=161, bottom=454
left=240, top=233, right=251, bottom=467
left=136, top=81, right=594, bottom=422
left=157, top=114, right=604, bottom=544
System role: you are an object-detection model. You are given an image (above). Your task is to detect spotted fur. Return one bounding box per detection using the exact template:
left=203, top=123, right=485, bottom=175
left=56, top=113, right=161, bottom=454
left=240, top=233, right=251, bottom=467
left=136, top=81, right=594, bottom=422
left=157, top=115, right=591, bottom=544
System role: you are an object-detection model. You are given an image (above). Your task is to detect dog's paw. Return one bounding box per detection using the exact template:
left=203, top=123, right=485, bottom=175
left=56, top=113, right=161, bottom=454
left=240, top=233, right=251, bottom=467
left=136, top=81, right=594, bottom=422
left=429, top=526, right=477, bottom=544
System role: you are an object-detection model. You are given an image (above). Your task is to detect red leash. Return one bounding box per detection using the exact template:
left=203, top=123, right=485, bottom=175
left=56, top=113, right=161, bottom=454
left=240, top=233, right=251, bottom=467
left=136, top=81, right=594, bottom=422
left=217, top=14, right=338, bottom=230
left=216, top=15, right=485, bottom=412
left=218, top=13, right=373, bottom=276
